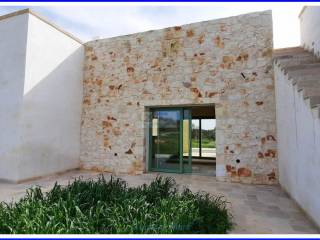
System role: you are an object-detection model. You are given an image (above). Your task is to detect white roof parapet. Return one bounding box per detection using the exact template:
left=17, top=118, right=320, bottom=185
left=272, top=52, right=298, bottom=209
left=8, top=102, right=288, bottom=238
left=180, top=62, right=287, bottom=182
left=0, top=8, right=83, bottom=44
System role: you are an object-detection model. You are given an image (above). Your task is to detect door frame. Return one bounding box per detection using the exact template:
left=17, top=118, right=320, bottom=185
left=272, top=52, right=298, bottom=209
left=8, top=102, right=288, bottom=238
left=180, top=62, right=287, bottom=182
left=148, top=107, right=192, bottom=174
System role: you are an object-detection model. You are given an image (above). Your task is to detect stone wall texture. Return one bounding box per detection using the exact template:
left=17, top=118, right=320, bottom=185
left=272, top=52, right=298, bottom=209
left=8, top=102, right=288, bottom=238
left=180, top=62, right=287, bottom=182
left=81, top=10, right=278, bottom=184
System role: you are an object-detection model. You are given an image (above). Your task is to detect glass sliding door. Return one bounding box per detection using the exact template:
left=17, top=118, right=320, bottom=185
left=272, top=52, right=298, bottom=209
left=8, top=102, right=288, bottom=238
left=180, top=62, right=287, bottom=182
left=150, top=109, right=181, bottom=172
left=149, top=108, right=192, bottom=173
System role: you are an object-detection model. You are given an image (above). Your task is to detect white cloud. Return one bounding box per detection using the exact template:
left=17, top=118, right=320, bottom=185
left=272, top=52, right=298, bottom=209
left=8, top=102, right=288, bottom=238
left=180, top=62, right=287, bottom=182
left=38, top=6, right=157, bottom=40
left=0, top=3, right=309, bottom=48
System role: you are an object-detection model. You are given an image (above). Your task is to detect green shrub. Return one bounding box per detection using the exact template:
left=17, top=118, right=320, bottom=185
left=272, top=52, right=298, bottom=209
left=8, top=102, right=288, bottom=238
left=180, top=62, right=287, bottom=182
left=0, top=176, right=232, bottom=234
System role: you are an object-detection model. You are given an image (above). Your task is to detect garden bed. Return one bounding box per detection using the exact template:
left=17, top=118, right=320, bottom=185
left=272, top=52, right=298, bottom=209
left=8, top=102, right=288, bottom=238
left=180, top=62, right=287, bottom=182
left=0, top=176, right=232, bottom=234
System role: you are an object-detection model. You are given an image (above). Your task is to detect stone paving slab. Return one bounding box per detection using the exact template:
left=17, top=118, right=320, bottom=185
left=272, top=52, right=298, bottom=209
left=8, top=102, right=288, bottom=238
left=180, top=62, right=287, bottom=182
left=0, top=170, right=318, bottom=234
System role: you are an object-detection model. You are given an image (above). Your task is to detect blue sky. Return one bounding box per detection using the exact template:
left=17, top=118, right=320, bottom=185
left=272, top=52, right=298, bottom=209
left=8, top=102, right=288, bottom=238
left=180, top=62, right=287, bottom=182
left=0, top=4, right=306, bottom=48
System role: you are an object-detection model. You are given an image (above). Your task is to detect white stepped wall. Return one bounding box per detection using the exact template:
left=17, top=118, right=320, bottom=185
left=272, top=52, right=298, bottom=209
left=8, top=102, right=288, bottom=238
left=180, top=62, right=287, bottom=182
left=275, top=64, right=320, bottom=227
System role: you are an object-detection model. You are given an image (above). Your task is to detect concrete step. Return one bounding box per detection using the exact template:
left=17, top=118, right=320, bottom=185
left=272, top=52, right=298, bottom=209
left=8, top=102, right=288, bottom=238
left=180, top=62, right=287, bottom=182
left=273, top=47, right=306, bottom=57
left=274, top=49, right=312, bottom=65
left=291, top=74, right=320, bottom=85
left=284, top=63, right=320, bottom=72
left=311, top=105, right=320, bottom=118
left=301, top=87, right=320, bottom=99
left=278, top=56, right=320, bottom=69
left=287, top=66, right=320, bottom=79
left=309, top=96, right=320, bottom=108
left=275, top=46, right=320, bottom=120
left=275, top=51, right=312, bottom=60
left=296, top=79, right=320, bottom=89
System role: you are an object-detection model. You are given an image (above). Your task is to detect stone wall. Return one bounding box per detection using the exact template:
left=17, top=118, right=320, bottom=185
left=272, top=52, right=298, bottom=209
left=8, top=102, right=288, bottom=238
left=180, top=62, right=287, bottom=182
left=81, top=10, right=277, bottom=184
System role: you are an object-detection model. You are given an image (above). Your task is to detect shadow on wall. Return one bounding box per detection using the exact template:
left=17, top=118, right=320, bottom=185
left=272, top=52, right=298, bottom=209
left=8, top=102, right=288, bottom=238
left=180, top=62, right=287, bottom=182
left=15, top=47, right=83, bottom=181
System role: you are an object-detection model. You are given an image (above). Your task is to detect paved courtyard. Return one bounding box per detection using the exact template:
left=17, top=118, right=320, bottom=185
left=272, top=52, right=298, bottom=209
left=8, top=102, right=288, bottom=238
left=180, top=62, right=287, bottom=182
left=0, top=170, right=318, bottom=234
left=192, top=147, right=216, bottom=158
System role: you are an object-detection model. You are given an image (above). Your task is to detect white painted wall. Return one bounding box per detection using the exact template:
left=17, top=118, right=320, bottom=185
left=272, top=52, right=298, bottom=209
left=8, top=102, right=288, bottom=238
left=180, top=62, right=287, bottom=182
left=300, top=6, right=320, bottom=57
left=18, top=14, right=84, bottom=181
left=275, top=64, right=320, bottom=227
left=0, top=12, right=84, bottom=182
left=0, top=14, right=28, bottom=181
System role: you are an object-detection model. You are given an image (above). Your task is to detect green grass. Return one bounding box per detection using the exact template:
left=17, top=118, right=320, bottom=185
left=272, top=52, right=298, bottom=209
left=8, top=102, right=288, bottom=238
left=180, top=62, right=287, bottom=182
left=192, top=138, right=216, bottom=148
left=157, top=131, right=180, bottom=155
left=0, top=176, right=232, bottom=234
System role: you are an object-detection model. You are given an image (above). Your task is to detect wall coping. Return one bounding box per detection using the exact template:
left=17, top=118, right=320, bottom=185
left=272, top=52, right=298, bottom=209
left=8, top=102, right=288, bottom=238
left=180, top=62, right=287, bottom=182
left=0, top=8, right=83, bottom=44
left=299, top=6, right=308, bottom=18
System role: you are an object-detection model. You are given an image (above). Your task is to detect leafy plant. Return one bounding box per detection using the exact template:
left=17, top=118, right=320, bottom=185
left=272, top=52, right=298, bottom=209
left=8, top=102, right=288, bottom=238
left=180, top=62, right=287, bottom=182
left=0, top=175, right=232, bottom=234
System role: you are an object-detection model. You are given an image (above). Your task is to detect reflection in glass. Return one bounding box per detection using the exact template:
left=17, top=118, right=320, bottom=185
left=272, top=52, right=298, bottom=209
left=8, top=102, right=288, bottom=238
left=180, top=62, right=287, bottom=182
left=151, top=110, right=180, bottom=172
left=191, top=119, right=200, bottom=157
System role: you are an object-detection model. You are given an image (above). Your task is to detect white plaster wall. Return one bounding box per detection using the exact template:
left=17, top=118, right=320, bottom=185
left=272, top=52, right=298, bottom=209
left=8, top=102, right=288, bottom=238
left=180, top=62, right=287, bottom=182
left=300, top=6, right=320, bottom=57
left=16, top=14, right=84, bottom=181
left=275, top=64, right=320, bottom=227
left=0, top=14, right=28, bottom=181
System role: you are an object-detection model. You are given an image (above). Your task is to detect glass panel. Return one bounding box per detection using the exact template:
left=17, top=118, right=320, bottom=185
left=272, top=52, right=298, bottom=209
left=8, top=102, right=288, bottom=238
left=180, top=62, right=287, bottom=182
left=151, top=110, right=180, bottom=172
left=191, top=119, right=200, bottom=157
left=201, top=119, right=216, bottom=158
